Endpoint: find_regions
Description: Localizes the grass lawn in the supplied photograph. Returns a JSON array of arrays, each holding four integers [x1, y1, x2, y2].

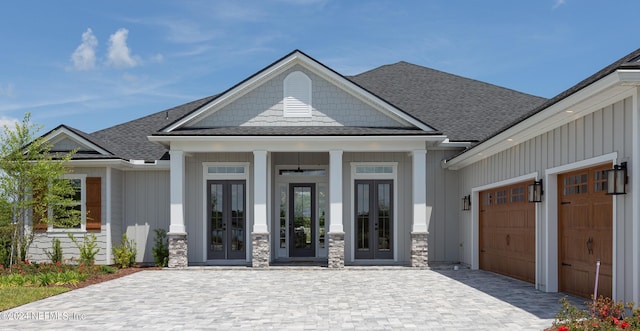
[[0, 287, 70, 311]]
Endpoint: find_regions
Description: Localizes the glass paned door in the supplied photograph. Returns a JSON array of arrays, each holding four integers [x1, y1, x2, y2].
[[207, 180, 246, 260], [289, 183, 315, 257], [355, 180, 393, 259]]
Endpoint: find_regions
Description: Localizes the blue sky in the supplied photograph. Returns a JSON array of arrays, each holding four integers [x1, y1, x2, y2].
[[0, 0, 637, 134]]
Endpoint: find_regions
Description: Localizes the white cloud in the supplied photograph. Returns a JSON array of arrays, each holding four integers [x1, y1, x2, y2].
[[152, 53, 164, 63], [71, 28, 98, 71], [0, 83, 15, 97], [106, 28, 140, 69], [0, 115, 20, 129], [553, 0, 566, 9]]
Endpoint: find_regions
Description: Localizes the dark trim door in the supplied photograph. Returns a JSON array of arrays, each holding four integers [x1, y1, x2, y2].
[[355, 180, 393, 259], [289, 183, 315, 257], [207, 180, 246, 260]]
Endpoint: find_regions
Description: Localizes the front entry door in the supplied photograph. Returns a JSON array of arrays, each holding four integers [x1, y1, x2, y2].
[[355, 180, 393, 259], [289, 183, 315, 257], [207, 180, 246, 260]]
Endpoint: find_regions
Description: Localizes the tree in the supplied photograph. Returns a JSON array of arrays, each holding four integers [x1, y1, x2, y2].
[[0, 113, 77, 265]]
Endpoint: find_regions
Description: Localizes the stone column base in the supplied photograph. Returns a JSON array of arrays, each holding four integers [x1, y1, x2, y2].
[[251, 232, 270, 268], [411, 232, 429, 268], [328, 232, 345, 268], [168, 232, 188, 268]]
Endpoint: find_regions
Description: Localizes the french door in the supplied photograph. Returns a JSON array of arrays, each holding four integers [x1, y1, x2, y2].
[[289, 183, 316, 257], [207, 180, 246, 260], [355, 180, 393, 259]]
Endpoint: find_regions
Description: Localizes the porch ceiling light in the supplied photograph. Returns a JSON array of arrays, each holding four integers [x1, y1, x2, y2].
[[528, 179, 543, 203], [462, 195, 471, 211], [606, 162, 628, 195]]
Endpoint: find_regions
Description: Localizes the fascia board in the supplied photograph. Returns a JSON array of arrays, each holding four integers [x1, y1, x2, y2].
[[444, 69, 640, 170], [65, 159, 170, 170], [150, 135, 446, 153]]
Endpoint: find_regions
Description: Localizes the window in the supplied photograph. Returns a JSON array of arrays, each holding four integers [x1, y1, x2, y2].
[[283, 71, 312, 117], [53, 177, 83, 229], [40, 175, 101, 232]]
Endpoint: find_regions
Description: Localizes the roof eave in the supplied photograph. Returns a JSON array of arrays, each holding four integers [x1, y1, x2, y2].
[[443, 69, 640, 170]]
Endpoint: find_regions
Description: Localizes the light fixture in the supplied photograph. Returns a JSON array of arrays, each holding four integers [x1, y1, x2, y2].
[[462, 195, 471, 211], [528, 179, 543, 203], [606, 162, 628, 195]]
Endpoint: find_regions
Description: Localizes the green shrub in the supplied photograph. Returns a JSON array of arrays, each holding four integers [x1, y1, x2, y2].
[[68, 233, 99, 265], [112, 234, 137, 268], [152, 228, 169, 267], [44, 238, 63, 263]]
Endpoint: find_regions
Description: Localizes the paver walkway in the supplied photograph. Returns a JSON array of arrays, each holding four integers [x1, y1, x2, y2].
[[1, 268, 583, 330]]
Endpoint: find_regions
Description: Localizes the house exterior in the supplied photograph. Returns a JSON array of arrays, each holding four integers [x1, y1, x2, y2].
[[27, 49, 640, 303]]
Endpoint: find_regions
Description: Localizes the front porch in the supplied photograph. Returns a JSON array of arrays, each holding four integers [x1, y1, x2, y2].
[[164, 147, 432, 269]]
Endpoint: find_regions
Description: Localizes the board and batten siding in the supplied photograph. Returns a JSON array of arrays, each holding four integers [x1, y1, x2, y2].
[[457, 96, 634, 302], [123, 170, 170, 263], [184, 152, 253, 263]]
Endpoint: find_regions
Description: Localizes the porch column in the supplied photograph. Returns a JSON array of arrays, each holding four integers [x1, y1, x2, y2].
[[168, 149, 188, 268], [251, 150, 270, 268], [328, 149, 345, 268], [411, 149, 429, 268]]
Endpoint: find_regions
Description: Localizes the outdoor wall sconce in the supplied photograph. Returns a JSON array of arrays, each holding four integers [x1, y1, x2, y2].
[[606, 162, 628, 195], [528, 179, 543, 203], [462, 195, 471, 211]]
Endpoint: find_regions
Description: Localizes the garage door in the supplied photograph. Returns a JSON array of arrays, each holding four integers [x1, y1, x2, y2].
[[558, 164, 612, 299], [479, 182, 535, 283]]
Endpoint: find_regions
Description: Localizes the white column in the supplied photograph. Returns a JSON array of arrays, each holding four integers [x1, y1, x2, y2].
[[412, 149, 428, 233], [329, 150, 343, 233], [632, 87, 640, 304], [169, 149, 186, 234], [253, 150, 268, 233]]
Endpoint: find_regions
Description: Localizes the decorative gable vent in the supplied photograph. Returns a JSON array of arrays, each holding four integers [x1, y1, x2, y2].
[[283, 71, 312, 117]]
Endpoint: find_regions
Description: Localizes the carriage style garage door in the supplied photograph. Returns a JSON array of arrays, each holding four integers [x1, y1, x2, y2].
[[479, 182, 535, 283], [558, 164, 612, 299]]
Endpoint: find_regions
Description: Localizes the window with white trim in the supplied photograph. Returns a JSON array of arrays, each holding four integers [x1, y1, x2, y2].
[[283, 71, 312, 117]]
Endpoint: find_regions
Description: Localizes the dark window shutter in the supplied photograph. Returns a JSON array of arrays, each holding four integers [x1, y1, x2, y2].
[[33, 188, 48, 231], [86, 177, 101, 231]]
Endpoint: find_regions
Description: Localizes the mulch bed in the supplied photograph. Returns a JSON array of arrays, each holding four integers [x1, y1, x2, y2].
[[63, 266, 162, 289]]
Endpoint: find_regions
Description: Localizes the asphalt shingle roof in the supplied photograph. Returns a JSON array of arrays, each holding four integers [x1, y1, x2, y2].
[[347, 62, 547, 142], [67, 48, 640, 162]]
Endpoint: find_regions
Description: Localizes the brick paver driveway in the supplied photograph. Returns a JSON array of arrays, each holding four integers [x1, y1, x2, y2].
[[1, 267, 582, 330]]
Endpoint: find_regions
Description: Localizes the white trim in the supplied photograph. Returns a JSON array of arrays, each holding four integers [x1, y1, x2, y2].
[[45, 127, 111, 156], [470, 172, 538, 270], [201, 162, 251, 262], [350, 162, 398, 262], [543, 153, 618, 295], [168, 150, 186, 234], [105, 167, 112, 264], [162, 51, 436, 132], [47, 174, 87, 233], [329, 150, 343, 233]]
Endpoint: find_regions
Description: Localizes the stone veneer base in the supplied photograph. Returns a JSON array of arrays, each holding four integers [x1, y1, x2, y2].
[[168, 233, 188, 268], [251, 232, 270, 268], [328, 232, 345, 269], [411, 232, 429, 269]]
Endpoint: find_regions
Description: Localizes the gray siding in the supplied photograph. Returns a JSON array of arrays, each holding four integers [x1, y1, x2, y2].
[[189, 65, 404, 128], [458, 96, 634, 301], [123, 170, 170, 263]]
